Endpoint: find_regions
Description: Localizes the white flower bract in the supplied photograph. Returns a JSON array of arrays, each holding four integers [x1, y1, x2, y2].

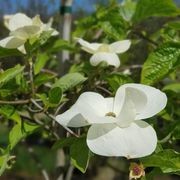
[[76, 38, 131, 68], [0, 13, 58, 54], [55, 83, 167, 158]]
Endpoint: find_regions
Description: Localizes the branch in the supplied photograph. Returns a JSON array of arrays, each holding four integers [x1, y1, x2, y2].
[[30, 99, 79, 137], [0, 99, 30, 105]]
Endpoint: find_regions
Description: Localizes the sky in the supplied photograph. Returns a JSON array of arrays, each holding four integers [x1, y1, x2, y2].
[[0, 0, 179, 16], [0, 0, 103, 15]]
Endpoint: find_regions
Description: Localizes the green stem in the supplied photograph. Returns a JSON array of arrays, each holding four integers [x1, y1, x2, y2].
[[28, 57, 35, 98]]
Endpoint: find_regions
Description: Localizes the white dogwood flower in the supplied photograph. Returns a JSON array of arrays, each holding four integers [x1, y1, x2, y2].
[[56, 83, 167, 158], [0, 13, 58, 54], [76, 38, 131, 68]]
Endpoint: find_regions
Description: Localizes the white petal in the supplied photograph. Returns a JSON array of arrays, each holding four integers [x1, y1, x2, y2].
[[105, 98, 114, 112], [8, 13, 32, 31], [32, 15, 43, 26], [120, 84, 167, 120], [17, 45, 26, 54], [90, 52, 120, 68], [109, 40, 131, 53], [87, 121, 157, 158], [114, 84, 147, 116], [116, 90, 136, 127], [0, 36, 25, 49], [55, 105, 89, 127], [10, 26, 41, 39], [55, 92, 116, 127], [75, 38, 101, 54]]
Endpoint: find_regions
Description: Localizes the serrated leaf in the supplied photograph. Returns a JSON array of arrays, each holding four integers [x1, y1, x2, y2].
[[53, 73, 87, 92], [141, 149, 180, 174], [141, 42, 180, 85], [0, 65, 24, 86], [0, 47, 22, 58], [106, 73, 133, 92], [48, 87, 62, 105], [70, 136, 90, 173], [132, 0, 179, 23], [34, 53, 49, 75], [52, 137, 77, 150], [9, 122, 39, 149]]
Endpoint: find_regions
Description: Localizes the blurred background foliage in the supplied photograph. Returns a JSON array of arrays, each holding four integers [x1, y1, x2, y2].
[[0, 0, 180, 179]]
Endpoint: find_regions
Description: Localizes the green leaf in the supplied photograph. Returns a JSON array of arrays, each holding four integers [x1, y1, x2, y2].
[[34, 72, 55, 86], [99, 21, 125, 40], [9, 122, 40, 149], [0, 153, 10, 176], [0, 47, 22, 58], [46, 39, 74, 53], [0, 105, 21, 124], [132, 0, 179, 23], [141, 149, 180, 174], [52, 137, 77, 150], [163, 83, 180, 93], [70, 136, 91, 173], [0, 65, 24, 86], [106, 73, 133, 92], [34, 53, 49, 75], [53, 73, 87, 92], [48, 87, 62, 105], [141, 42, 180, 85]]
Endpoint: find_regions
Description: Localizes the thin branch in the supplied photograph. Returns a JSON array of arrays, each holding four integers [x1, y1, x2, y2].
[[29, 58, 35, 97], [0, 99, 30, 105], [30, 98, 79, 137], [96, 86, 112, 95]]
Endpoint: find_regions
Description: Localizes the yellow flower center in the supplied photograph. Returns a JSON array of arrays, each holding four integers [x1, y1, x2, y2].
[[98, 44, 110, 52]]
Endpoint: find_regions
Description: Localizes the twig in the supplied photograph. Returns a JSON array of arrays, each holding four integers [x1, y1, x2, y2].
[[158, 132, 172, 144], [0, 99, 30, 105], [96, 86, 112, 95], [29, 58, 35, 97], [30, 98, 79, 137]]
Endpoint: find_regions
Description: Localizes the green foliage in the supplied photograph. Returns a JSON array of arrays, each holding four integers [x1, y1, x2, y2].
[[48, 87, 62, 105], [141, 42, 180, 85], [133, 0, 179, 23], [53, 73, 87, 92], [70, 136, 91, 173], [141, 149, 180, 174], [0, 105, 21, 124], [0, 65, 24, 86], [0, 0, 179, 178], [34, 53, 49, 75], [106, 73, 133, 92], [163, 83, 180, 94], [9, 122, 40, 149], [0, 47, 22, 58]]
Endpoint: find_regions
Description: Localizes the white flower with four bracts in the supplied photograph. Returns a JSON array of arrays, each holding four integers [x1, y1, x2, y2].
[[76, 38, 131, 68], [0, 13, 58, 54], [56, 83, 167, 158]]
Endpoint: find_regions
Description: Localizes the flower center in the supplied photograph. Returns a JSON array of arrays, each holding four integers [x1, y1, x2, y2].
[[98, 44, 110, 52], [105, 112, 116, 117]]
